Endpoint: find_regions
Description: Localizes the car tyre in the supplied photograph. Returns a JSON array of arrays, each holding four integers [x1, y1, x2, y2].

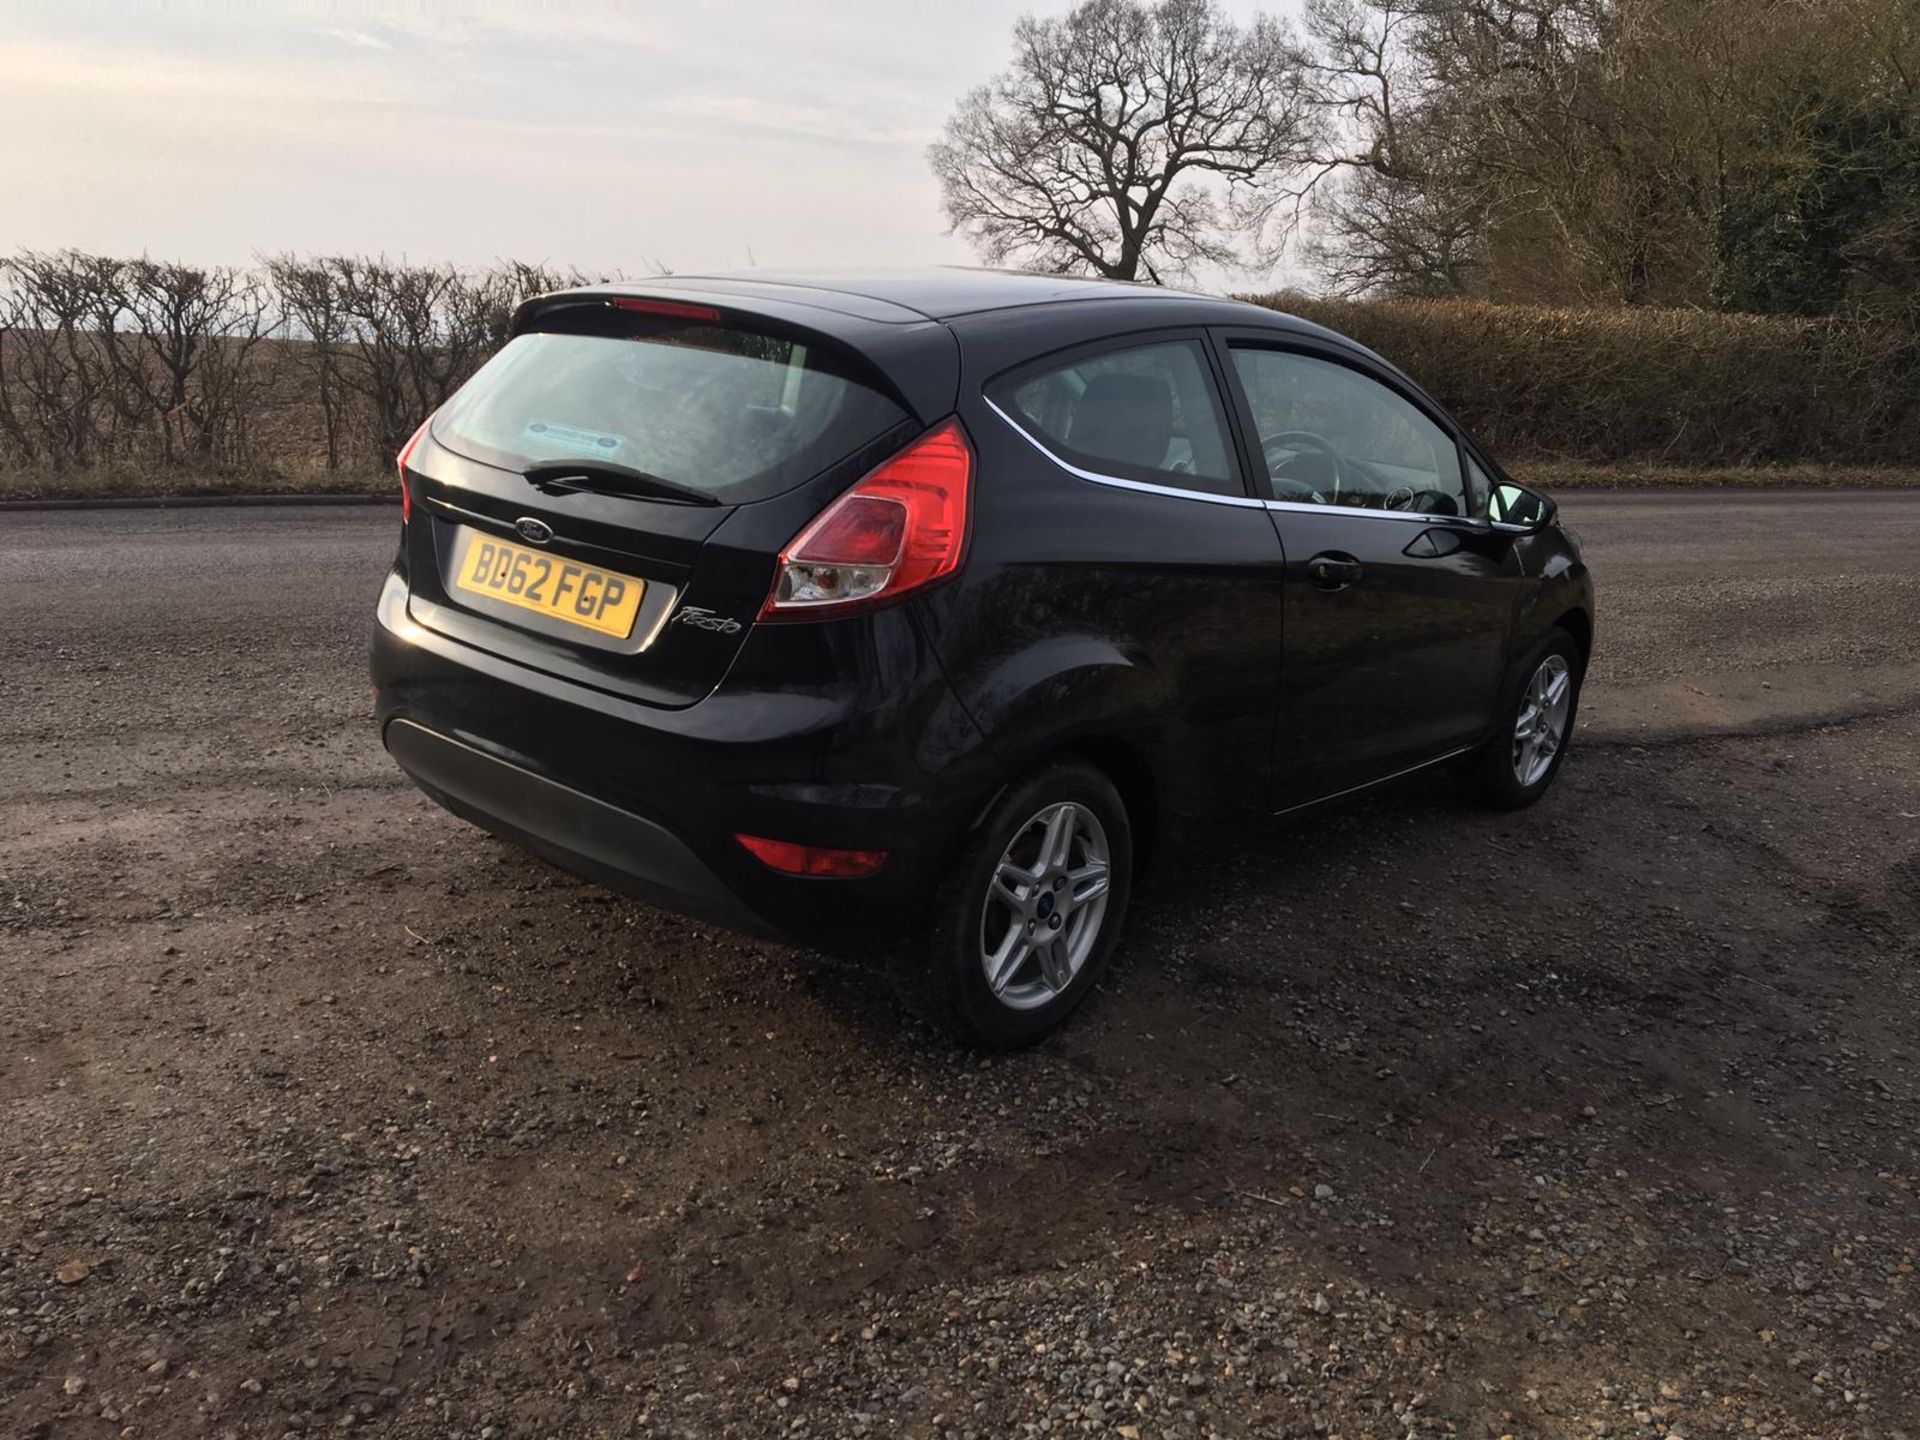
[[1464, 626, 1585, 809], [905, 760, 1133, 1049]]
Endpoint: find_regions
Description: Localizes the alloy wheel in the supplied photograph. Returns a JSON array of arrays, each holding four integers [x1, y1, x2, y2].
[[978, 801, 1113, 1011], [1512, 653, 1573, 787]]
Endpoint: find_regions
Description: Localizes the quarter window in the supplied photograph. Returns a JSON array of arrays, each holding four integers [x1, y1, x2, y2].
[[997, 340, 1240, 496], [1466, 455, 1494, 515], [1229, 348, 1467, 516]]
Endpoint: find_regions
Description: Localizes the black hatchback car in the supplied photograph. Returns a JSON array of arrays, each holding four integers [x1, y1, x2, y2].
[[371, 269, 1593, 1047]]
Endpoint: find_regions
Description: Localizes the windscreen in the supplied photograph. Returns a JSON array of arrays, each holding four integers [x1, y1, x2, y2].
[[431, 318, 910, 504]]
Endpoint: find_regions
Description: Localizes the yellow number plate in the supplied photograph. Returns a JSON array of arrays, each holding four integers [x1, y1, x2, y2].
[[452, 531, 645, 639]]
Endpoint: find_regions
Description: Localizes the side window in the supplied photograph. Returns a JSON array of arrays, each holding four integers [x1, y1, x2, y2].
[[1229, 348, 1466, 516], [997, 340, 1241, 496]]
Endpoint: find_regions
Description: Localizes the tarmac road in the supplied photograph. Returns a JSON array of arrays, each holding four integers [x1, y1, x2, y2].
[[6, 487, 1917, 741], [2, 490, 1917, 1438], [1563, 490, 1920, 737]]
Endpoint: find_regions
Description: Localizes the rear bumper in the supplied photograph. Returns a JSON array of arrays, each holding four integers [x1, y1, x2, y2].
[[384, 719, 774, 936], [370, 569, 1000, 950]]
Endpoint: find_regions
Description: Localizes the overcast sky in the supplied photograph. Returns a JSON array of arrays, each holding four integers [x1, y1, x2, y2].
[[1, 0, 1308, 289]]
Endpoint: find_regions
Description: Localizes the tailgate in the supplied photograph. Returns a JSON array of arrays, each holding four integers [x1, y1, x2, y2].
[[400, 294, 947, 708]]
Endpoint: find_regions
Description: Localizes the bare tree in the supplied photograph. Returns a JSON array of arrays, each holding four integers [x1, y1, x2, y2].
[[187, 266, 278, 465], [928, 0, 1317, 281], [1, 252, 119, 469], [317, 258, 471, 455], [266, 256, 353, 470], [1298, 0, 1491, 296], [0, 269, 39, 463], [94, 258, 277, 465], [1295, 0, 1920, 309]]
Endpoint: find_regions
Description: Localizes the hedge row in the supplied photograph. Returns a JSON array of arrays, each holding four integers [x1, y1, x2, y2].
[[1244, 294, 1920, 467]]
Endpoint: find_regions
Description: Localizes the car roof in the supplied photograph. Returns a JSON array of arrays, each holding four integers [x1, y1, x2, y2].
[[669, 267, 1195, 320], [515, 268, 1406, 418], [553, 266, 1307, 327]]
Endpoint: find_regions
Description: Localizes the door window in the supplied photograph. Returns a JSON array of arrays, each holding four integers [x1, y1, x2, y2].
[[996, 340, 1241, 496], [1229, 348, 1466, 516]]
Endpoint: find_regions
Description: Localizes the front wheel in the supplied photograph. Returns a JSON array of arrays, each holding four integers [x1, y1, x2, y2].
[[905, 761, 1134, 1049], [1463, 628, 1584, 808]]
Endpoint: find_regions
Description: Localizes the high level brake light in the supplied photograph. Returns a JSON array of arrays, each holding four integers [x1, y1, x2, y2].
[[759, 417, 973, 621], [610, 297, 724, 322]]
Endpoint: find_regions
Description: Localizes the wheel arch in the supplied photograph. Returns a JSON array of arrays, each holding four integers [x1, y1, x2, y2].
[[1553, 606, 1594, 672], [1058, 734, 1162, 875]]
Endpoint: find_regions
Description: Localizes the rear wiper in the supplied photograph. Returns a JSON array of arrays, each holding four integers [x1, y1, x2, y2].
[[522, 460, 720, 507]]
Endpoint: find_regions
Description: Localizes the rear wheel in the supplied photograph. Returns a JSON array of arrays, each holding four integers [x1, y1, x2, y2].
[[1464, 627, 1584, 808], [906, 761, 1133, 1049]]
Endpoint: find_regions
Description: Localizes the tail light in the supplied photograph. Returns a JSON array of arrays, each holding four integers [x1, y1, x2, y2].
[[759, 417, 972, 621], [735, 834, 888, 877], [396, 416, 431, 524]]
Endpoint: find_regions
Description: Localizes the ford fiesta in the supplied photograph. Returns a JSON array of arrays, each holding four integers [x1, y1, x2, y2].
[[371, 269, 1593, 1047]]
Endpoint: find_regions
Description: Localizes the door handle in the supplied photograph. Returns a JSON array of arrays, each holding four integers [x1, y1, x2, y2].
[[1307, 552, 1364, 591]]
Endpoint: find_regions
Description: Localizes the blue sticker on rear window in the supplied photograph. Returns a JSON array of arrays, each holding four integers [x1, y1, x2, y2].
[[523, 420, 624, 454]]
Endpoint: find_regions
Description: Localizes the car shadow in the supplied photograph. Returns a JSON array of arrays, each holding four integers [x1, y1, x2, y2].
[[658, 734, 1915, 1408]]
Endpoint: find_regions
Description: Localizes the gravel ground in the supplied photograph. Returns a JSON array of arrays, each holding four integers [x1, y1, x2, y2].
[[2, 495, 1917, 1440]]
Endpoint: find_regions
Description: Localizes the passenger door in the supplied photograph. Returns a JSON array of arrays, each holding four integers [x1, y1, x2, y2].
[[1212, 335, 1516, 810], [963, 330, 1290, 821]]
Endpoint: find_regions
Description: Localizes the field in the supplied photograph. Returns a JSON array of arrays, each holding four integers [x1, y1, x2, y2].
[[3, 494, 1916, 1438]]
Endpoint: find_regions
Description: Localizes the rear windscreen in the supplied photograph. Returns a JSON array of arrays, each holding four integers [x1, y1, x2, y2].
[[430, 318, 910, 503]]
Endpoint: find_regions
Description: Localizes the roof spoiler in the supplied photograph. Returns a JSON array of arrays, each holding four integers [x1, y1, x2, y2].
[[509, 285, 960, 426]]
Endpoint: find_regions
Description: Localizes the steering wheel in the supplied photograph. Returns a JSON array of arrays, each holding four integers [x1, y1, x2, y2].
[[1260, 431, 1345, 504]]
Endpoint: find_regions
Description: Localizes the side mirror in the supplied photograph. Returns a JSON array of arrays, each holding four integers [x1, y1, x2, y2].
[[1487, 481, 1557, 535]]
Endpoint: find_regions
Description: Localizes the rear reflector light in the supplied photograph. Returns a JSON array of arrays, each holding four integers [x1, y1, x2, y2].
[[611, 297, 724, 322], [396, 416, 431, 524], [734, 834, 888, 878], [760, 417, 972, 621]]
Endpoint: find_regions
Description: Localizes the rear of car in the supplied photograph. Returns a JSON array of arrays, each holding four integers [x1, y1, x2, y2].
[[369, 286, 1000, 949], [373, 274, 1592, 1049]]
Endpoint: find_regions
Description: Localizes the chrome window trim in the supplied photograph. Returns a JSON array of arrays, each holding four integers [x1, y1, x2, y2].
[[986, 397, 1490, 529], [1264, 498, 1482, 528], [983, 396, 1268, 510]]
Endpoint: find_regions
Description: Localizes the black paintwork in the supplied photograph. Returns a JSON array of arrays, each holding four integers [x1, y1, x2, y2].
[[373, 268, 1594, 947]]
